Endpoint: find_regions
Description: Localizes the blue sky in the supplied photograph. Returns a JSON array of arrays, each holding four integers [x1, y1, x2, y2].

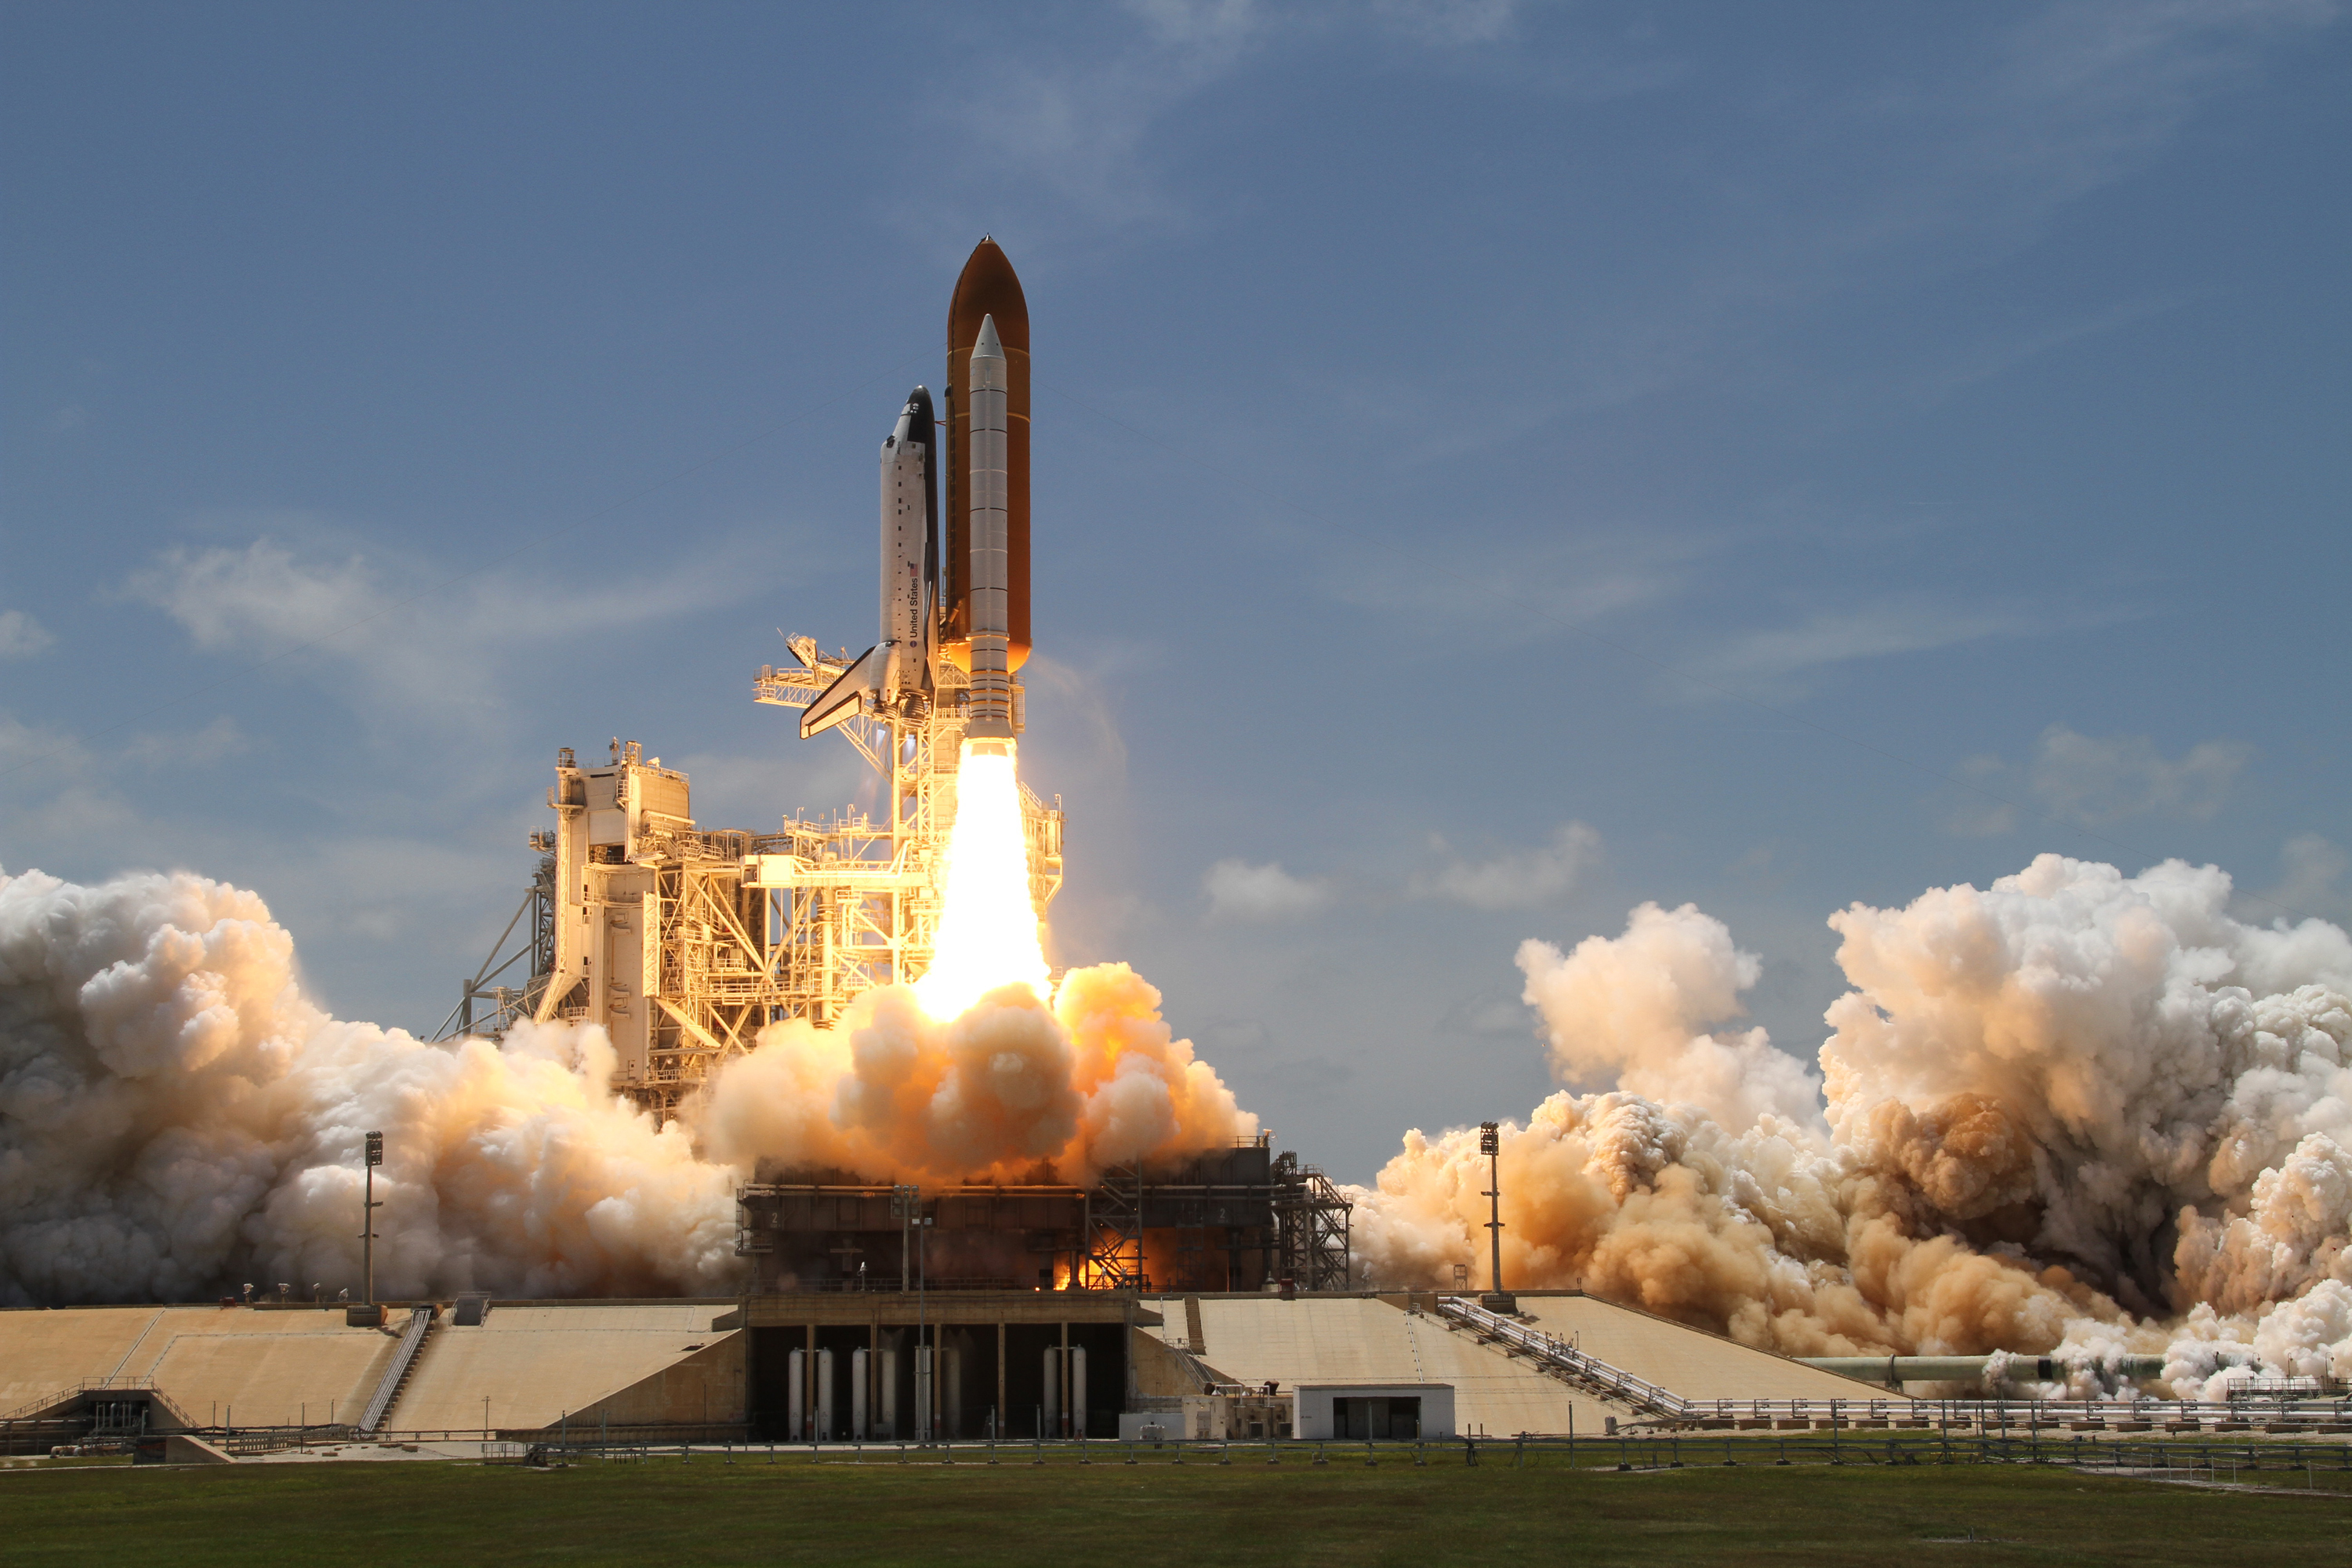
[[5, 1, 2347, 1181]]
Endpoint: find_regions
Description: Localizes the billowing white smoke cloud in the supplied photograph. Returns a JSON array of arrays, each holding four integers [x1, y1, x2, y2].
[[0, 866, 739, 1304], [1356, 855, 2352, 1396], [0, 866, 1248, 1305], [1518, 902, 1823, 1131], [20, 848, 2352, 1398], [694, 960, 1254, 1187]]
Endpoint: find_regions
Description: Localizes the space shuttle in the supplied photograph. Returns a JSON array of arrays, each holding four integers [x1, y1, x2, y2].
[[799, 238, 1032, 743], [799, 387, 938, 737]]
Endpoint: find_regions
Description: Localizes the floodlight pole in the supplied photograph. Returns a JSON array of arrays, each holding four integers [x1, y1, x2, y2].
[[1479, 1122, 1513, 1313], [891, 1184, 931, 1440], [918, 1215, 935, 1439], [362, 1131, 384, 1306]]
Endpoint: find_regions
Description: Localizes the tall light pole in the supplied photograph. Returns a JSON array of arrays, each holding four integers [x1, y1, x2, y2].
[[361, 1132, 383, 1308], [916, 1215, 935, 1439], [917, 1215, 931, 1329], [891, 1185, 931, 1441], [1479, 1122, 1514, 1313]]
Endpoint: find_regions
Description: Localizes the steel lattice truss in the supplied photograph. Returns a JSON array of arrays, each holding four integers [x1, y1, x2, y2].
[[442, 639, 1062, 1126]]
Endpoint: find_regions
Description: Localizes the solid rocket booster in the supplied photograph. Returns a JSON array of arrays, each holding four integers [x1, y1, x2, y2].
[[942, 237, 1029, 675], [799, 386, 938, 739], [964, 314, 1014, 742]]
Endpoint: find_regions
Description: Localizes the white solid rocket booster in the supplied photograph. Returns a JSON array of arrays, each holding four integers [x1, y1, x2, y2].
[[964, 314, 1014, 743]]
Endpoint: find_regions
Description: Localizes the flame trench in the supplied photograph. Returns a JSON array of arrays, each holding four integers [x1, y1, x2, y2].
[[914, 741, 1049, 1020]]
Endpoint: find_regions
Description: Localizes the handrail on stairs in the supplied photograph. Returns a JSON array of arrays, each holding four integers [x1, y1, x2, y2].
[[359, 1305, 437, 1433]]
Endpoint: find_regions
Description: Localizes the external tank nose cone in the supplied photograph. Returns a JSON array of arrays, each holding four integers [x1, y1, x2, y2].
[[948, 239, 1028, 350]]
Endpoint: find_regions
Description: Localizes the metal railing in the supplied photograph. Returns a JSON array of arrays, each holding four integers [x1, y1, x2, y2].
[[0, 1380, 195, 1428], [1433, 1295, 2352, 1431], [505, 1432, 2352, 1482], [1437, 1295, 1689, 1417], [359, 1305, 434, 1432]]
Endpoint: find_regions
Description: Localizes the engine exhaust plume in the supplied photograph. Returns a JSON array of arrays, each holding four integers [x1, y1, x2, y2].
[[914, 740, 1050, 1021]]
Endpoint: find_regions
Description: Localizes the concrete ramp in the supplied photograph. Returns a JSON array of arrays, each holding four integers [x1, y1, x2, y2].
[[143, 1323, 393, 1428], [0, 1306, 167, 1414], [0, 1305, 397, 1428], [389, 1304, 743, 1433], [1145, 1295, 1628, 1438], [1507, 1293, 1891, 1404], [163, 1432, 236, 1465]]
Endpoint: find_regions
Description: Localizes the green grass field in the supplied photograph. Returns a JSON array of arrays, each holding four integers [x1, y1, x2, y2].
[[3, 1453, 2347, 1566]]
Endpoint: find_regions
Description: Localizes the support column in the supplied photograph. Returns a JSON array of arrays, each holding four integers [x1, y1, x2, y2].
[[1123, 1297, 1139, 1415], [1060, 1321, 1071, 1439], [805, 1323, 817, 1441], [996, 1319, 1008, 1437]]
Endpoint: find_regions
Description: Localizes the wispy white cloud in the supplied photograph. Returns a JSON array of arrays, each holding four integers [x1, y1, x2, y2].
[[1940, 723, 2250, 835], [1775, 0, 2337, 285], [901, 0, 1552, 245], [2252, 833, 2349, 923], [1203, 857, 1330, 921], [0, 610, 54, 659], [1414, 821, 1600, 909], [1322, 527, 1704, 643], [0, 713, 144, 854], [1552, 0, 2340, 422], [123, 535, 768, 737], [122, 717, 249, 771], [1943, 753, 2025, 838], [2029, 723, 2248, 825], [1904, 291, 2201, 404], [1693, 599, 2083, 699], [1368, 0, 1523, 47]]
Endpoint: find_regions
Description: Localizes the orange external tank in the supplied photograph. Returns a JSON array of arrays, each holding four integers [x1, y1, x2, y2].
[[942, 237, 1029, 672]]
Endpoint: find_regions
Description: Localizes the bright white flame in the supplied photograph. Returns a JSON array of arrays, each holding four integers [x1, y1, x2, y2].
[[914, 741, 1050, 1019]]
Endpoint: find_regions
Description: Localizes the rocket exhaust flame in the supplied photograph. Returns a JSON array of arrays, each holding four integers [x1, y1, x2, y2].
[[914, 740, 1050, 1020]]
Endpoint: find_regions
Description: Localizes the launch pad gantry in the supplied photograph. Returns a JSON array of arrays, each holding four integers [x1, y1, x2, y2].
[[434, 654, 1063, 1121]]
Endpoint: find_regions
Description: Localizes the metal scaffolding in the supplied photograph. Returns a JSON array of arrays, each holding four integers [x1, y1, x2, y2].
[[439, 637, 1062, 1123], [1272, 1152, 1356, 1292], [750, 636, 1062, 1025], [738, 1142, 1353, 1294]]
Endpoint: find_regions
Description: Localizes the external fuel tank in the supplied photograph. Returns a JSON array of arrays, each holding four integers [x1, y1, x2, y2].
[[942, 237, 1029, 673]]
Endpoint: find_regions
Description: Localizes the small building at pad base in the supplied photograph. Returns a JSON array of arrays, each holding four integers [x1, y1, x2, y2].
[[1294, 1383, 1455, 1441]]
